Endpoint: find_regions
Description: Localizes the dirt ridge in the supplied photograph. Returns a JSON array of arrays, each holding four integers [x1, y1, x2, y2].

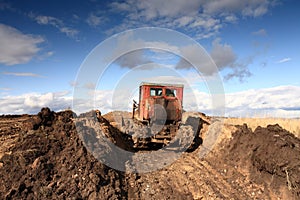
[[0, 108, 299, 199]]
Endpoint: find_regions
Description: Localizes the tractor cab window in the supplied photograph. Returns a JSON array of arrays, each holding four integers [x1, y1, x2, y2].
[[166, 89, 176, 97], [150, 88, 163, 96]]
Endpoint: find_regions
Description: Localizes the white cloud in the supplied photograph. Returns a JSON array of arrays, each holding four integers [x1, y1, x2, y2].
[[131, 0, 201, 20], [252, 28, 267, 36], [1, 85, 300, 118], [276, 57, 291, 63], [109, 32, 149, 68], [174, 16, 194, 27], [210, 38, 237, 70], [106, 1, 278, 82], [110, 33, 251, 81], [109, 32, 180, 69], [46, 51, 54, 57], [143, 75, 189, 85], [211, 39, 252, 82], [0, 24, 44, 65], [59, 27, 78, 38], [115, 50, 150, 69], [86, 13, 106, 27], [0, 92, 71, 114], [120, 0, 274, 20], [109, 0, 277, 39], [175, 38, 251, 81], [3, 72, 44, 77], [35, 15, 60, 25], [224, 14, 238, 23], [73, 89, 114, 114], [203, 0, 276, 17], [24, 92, 54, 107], [110, 1, 132, 12], [84, 82, 96, 90], [190, 17, 220, 29], [0, 88, 12, 91], [37, 51, 54, 60], [225, 85, 300, 118], [145, 41, 180, 53], [30, 14, 79, 38], [175, 44, 218, 75]]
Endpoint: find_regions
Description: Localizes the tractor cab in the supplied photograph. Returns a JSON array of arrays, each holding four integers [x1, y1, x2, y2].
[[133, 82, 184, 123]]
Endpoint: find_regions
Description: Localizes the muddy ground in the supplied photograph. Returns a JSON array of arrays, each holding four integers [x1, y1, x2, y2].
[[0, 108, 299, 199]]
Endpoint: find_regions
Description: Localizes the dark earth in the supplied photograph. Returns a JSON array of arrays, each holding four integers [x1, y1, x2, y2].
[[0, 108, 299, 199]]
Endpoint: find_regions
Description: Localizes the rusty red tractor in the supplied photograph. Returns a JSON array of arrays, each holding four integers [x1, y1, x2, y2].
[[132, 82, 184, 124], [121, 82, 204, 149]]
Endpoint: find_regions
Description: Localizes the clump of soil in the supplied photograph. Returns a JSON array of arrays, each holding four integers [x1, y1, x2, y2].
[[218, 123, 300, 198], [0, 108, 132, 199]]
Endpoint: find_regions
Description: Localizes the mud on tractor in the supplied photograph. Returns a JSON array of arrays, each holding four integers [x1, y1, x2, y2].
[[117, 82, 206, 150]]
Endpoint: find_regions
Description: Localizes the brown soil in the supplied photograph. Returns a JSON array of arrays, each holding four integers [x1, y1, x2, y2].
[[0, 108, 130, 199], [0, 108, 299, 199]]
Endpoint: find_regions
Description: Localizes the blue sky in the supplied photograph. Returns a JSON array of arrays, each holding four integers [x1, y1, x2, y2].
[[0, 0, 299, 117]]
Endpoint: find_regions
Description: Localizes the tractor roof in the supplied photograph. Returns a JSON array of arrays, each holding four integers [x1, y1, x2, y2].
[[140, 82, 184, 88]]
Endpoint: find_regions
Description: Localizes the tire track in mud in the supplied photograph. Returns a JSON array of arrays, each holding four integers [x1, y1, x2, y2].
[[127, 146, 267, 200], [183, 155, 234, 199], [126, 152, 229, 199], [170, 153, 244, 199]]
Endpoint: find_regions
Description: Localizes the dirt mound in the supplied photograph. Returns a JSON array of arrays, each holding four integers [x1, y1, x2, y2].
[[0, 108, 131, 199], [1, 108, 300, 199], [216, 123, 300, 198], [103, 111, 132, 124]]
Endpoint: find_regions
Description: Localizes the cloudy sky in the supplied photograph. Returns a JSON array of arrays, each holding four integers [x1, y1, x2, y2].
[[0, 0, 299, 118]]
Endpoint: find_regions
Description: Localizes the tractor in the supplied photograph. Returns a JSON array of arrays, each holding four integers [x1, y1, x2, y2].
[[115, 82, 205, 150], [132, 82, 184, 124]]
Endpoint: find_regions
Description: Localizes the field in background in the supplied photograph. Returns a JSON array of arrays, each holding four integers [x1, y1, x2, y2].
[[224, 117, 300, 138]]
